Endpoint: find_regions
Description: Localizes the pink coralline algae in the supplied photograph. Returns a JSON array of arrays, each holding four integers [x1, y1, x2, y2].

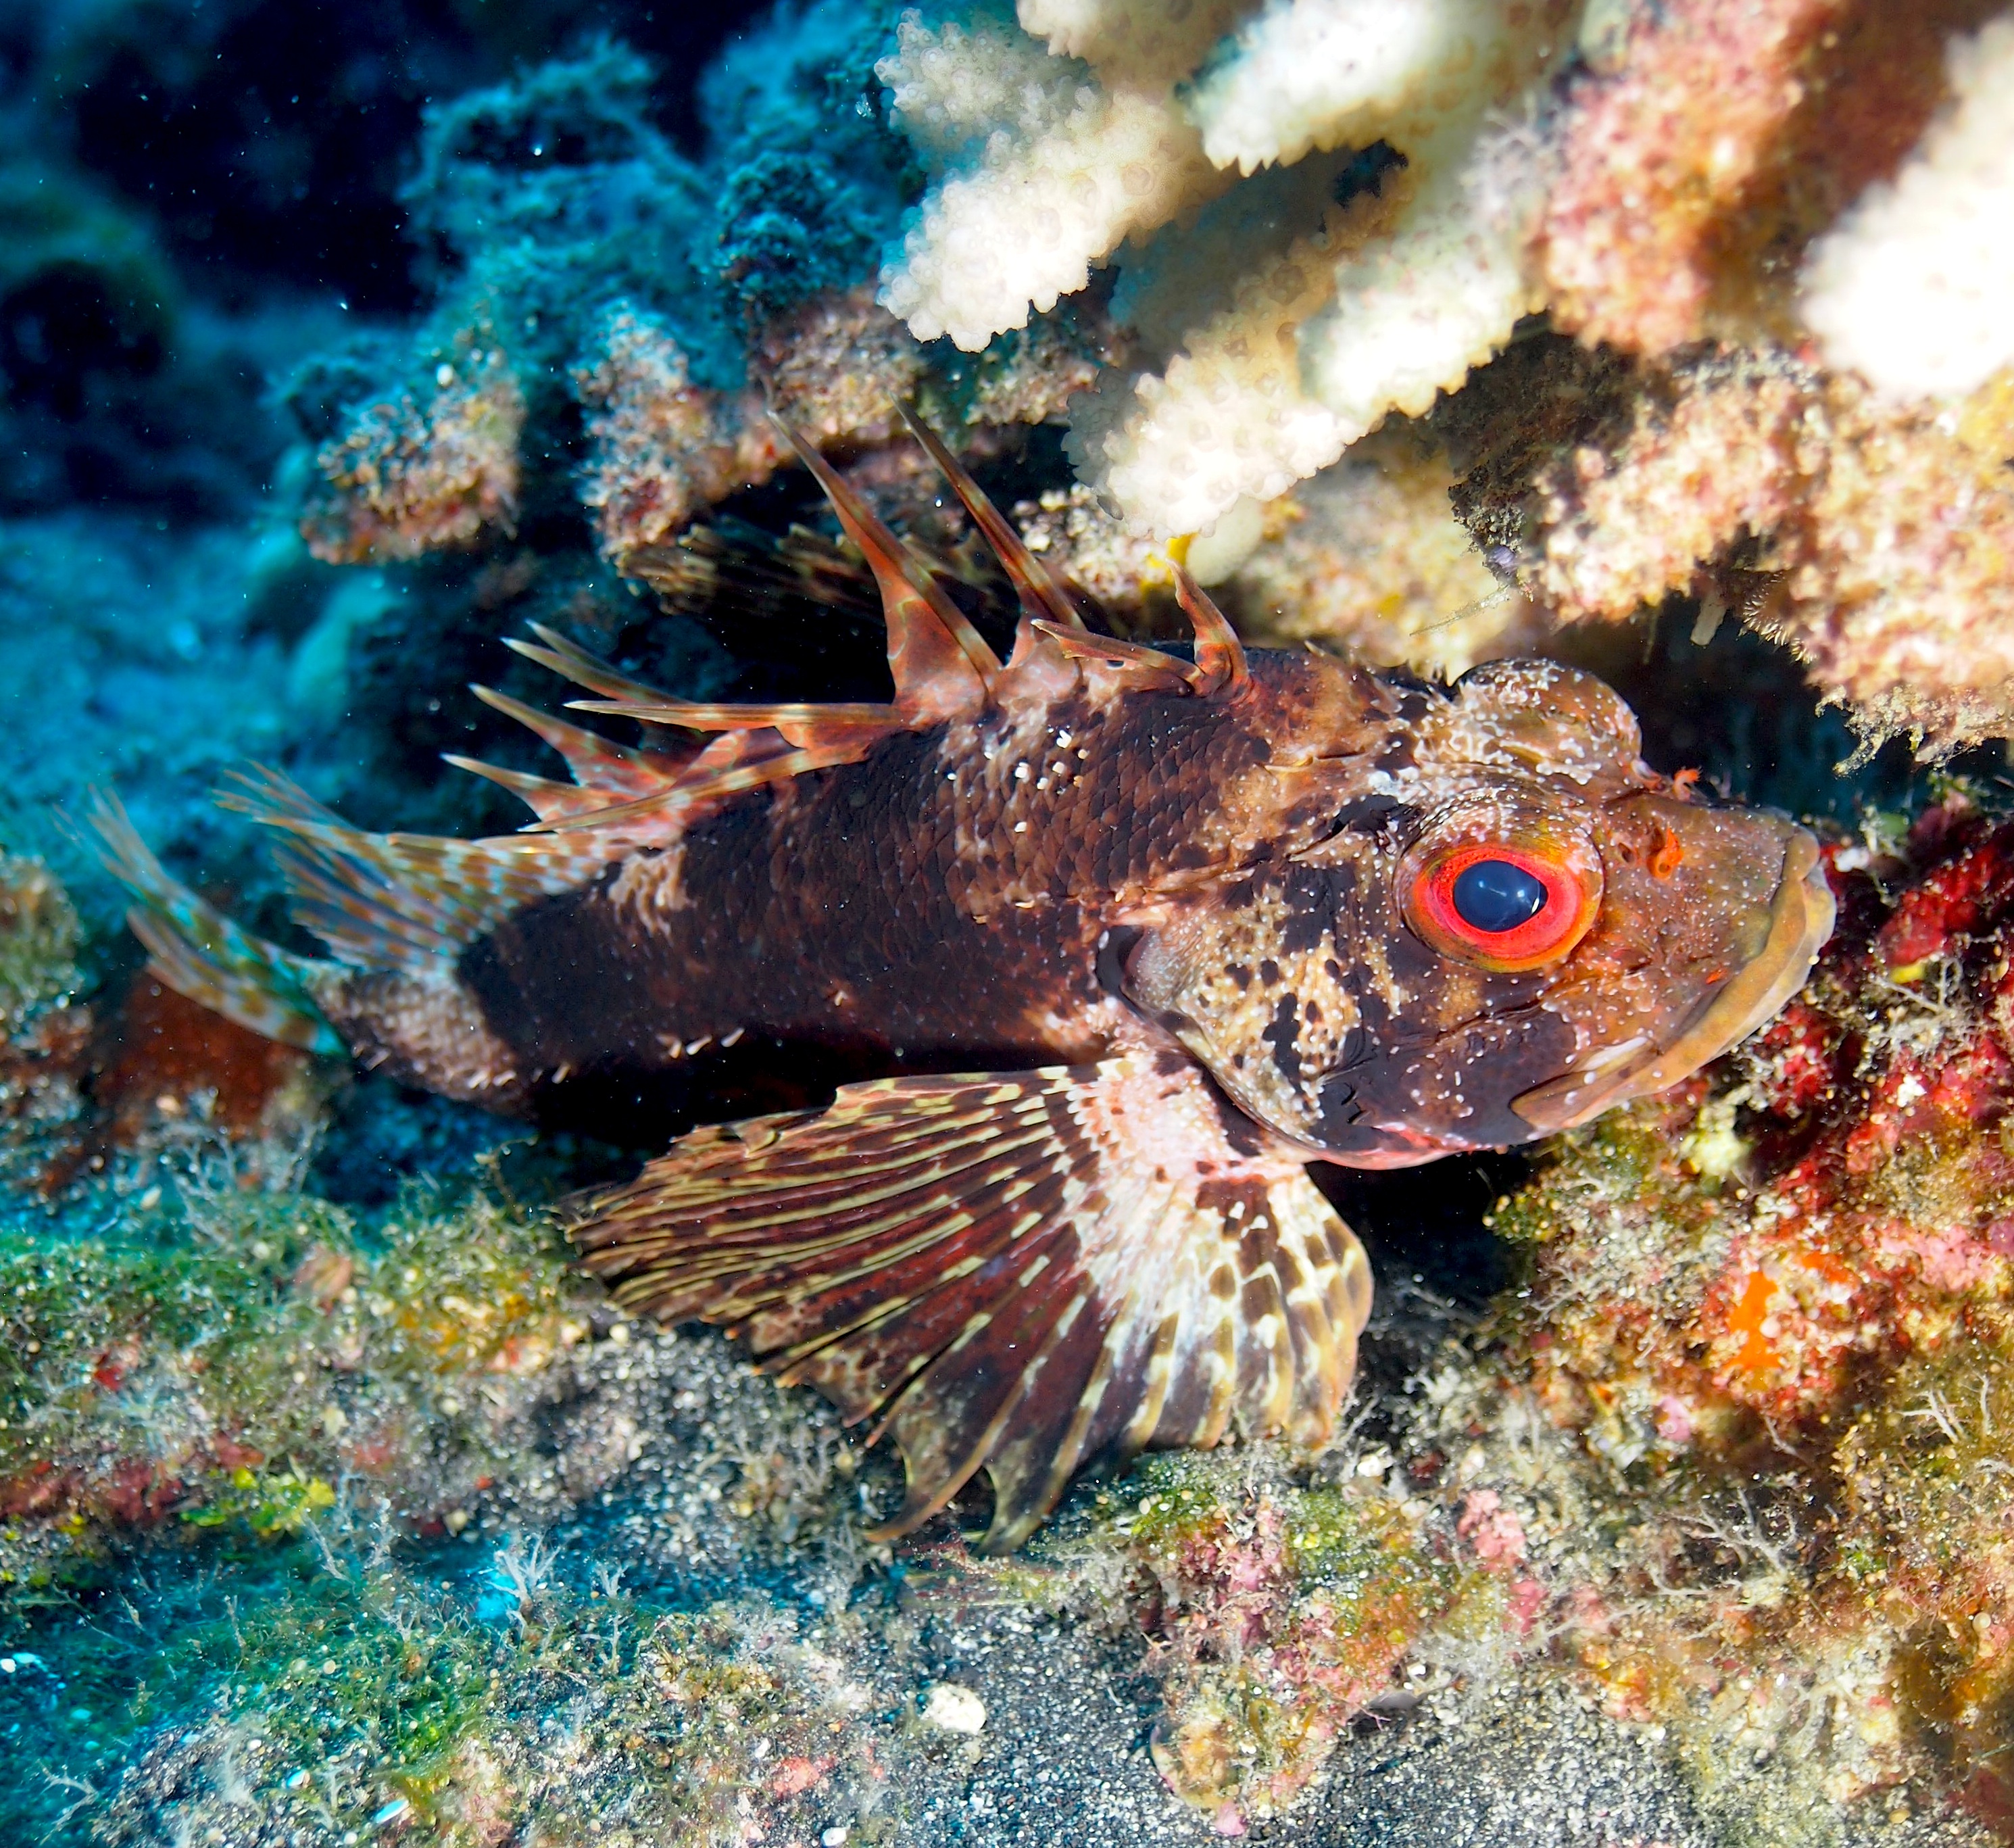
[[1440, 335, 2014, 750], [1537, 0, 1996, 357], [574, 310, 785, 568]]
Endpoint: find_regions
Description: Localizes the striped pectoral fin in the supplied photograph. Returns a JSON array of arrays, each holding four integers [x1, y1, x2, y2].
[[568, 1052, 1374, 1555]]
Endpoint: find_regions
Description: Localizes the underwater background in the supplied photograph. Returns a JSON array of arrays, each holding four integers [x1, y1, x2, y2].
[[3, 0, 2014, 1842]]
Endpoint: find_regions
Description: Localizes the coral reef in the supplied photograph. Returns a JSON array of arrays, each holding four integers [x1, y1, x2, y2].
[[287, 16, 1137, 577], [1476, 794, 2014, 1835], [1532, 0, 1997, 359], [0, 854, 89, 1188], [0, 1158, 883, 1602], [299, 351, 526, 566], [70, 1532, 885, 1848], [1091, 1455, 1481, 1822], [857, 1, 2014, 742], [17, 3, 2014, 1845]]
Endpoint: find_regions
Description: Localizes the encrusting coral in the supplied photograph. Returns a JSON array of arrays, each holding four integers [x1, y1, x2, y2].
[[1532, 0, 2001, 360], [291, 16, 1127, 577], [299, 349, 526, 566], [293, 23, 922, 571], [1435, 332, 2014, 751]]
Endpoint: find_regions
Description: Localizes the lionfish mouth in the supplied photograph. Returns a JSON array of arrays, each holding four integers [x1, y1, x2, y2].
[[1510, 829, 1837, 1136]]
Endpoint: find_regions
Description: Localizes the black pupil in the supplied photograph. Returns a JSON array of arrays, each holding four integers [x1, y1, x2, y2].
[[1450, 858, 1548, 934]]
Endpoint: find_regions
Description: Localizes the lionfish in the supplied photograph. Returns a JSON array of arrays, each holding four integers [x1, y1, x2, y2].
[[86, 414, 1834, 1552]]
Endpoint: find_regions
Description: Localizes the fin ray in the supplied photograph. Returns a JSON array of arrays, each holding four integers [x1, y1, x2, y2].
[[566, 696, 904, 754], [895, 403, 1088, 635], [218, 768, 615, 970], [505, 625, 677, 708], [470, 685, 690, 798], [770, 418, 1000, 721], [1029, 621, 1197, 694], [1173, 564, 1252, 698]]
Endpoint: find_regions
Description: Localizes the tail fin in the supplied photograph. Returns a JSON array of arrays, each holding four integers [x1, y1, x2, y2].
[[571, 1051, 1371, 1553], [72, 792, 347, 1056]]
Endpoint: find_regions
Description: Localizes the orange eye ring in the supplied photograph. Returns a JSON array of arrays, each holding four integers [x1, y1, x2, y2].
[[1406, 840, 1600, 973]]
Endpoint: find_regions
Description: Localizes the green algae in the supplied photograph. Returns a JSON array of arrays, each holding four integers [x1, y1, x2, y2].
[[0, 1169, 590, 1604], [5, 1518, 875, 1848]]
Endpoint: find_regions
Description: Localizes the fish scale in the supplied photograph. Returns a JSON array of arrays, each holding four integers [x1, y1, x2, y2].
[[80, 416, 1835, 1552]]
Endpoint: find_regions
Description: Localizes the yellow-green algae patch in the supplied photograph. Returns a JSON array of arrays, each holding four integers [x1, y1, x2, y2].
[[0, 1172, 590, 1601], [87, 1532, 879, 1848]]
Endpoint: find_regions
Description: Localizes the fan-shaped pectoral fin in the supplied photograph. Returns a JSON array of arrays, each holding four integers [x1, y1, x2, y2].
[[568, 1053, 1374, 1555]]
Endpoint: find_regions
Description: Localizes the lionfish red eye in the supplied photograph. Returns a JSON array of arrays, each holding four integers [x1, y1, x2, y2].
[[1407, 841, 1598, 973]]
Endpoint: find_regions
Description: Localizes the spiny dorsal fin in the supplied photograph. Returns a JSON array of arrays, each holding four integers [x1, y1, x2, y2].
[[895, 403, 1087, 637], [441, 754, 635, 827], [1029, 621, 1198, 696], [470, 685, 690, 799], [570, 1052, 1371, 1553], [566, 696, 904, 755], [530, 736, 873, 835], [1173, 564, 1251, 699], [505, 625, 679, 708], [770, 416, 999, 723]]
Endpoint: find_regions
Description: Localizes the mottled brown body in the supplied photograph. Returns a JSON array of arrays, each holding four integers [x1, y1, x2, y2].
[[452, 656, 1367, 1092], [89, 418, 1834, 1551]]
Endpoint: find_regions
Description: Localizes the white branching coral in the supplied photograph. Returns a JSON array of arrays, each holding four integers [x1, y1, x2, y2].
[[1298, 130, 1550, 436], [1798, 14, 2014, 403], [879, 0, 1575, 537], [875, 6, 1239, 353], [1186, 0, 1519, 174]]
